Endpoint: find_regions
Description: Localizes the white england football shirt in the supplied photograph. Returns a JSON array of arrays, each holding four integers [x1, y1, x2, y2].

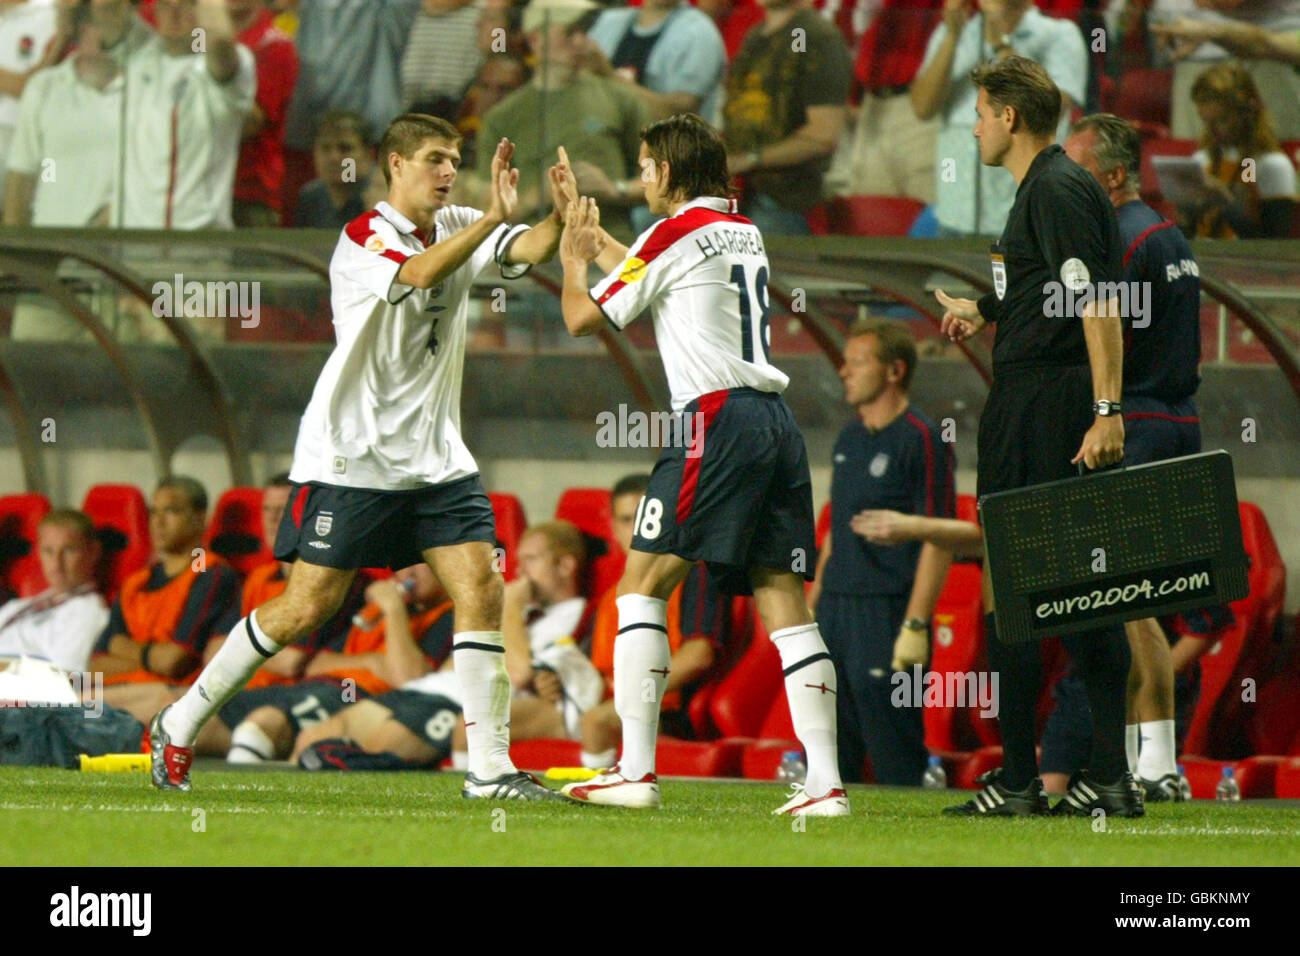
[[0, 585, 109, 674], [289, 201, 529, 490], [591, 197, 789, 412]]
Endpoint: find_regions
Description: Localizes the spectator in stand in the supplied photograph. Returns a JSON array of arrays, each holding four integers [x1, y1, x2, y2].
[[453, 52, 527, 172], [1177, 61, 1297, 237], [466, 0, 651, 237], [292, 109, 375, 228], [400, 0, 487, 116], [1153, 10, 1300, 64], [911, 0, 1086, 236], [0, 510, 108, 674], [119, 0, 255, 228], [581, 474, 733, 769], [721, 0, 852, 236], [280, 0, 420, 222], [1150, 0, 1300, 140], [697, 0, 763, 61], [4, 1, 120, 227], [581, 0, 727, 125], [219, 562, 453, 761], [833, 0, 944, 204], [91, 476, 241, 714], [0, 0, 57, 185], [230, 0, 298, 226]]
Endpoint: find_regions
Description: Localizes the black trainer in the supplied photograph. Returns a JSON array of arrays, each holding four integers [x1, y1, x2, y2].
[[1140, 773, 1189, 803], [461, 770, 573, 802], [1051, 770, 1146, 817], [942, 768, 1050, 816]]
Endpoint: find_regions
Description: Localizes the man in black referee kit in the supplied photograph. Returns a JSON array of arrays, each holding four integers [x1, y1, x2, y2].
[[934, 57, 1142, 817]]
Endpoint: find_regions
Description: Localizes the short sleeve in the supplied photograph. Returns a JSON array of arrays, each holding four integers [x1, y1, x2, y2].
[[1256, 153, 1298, 200], [664, 14, 726, 101], [918, 21, 948, 77], [590, 223, 687, 330], [172, 566, 241, 655], [1040, 20, 1087, 108], [439, 204, 530, 280], [804, 22, 852, 108], [7, 70, 47, 177], [207, 43, 257, 116], [1029, 176, 1119, 293], [340, 213, 414, 303]]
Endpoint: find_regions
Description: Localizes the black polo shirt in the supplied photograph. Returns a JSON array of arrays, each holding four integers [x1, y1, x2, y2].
[[823, 408, 956, 597], [977, 144, 1123, 373], [1116, 199, 1201, 404]]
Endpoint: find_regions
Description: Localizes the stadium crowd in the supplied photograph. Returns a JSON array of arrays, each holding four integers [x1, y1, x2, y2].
[[0, 0, 1294, 236]]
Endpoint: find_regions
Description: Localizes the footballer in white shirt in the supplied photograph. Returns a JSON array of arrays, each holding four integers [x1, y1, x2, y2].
[[154, 113, 578, 801], [554, 114, 848, 816]]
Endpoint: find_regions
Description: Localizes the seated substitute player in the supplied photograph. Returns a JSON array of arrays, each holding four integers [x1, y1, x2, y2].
[[554, 113, 848, 815], [583, 473, 734, 768], [0, 510, 108, 674], [933, 57, 1140, 817], [808, 318, 955, 787], [92, 477, 240, 719], [219, 562, 454, 762], [150, 114, 580, 799]]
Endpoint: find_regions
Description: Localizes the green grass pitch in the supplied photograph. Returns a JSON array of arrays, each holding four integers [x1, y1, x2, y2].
[[4, 766, 1298, 867]]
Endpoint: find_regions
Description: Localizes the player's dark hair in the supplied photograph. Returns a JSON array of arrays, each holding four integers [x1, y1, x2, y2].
[[379, 113, 462, 185], [267, 472, 293, 489], [155, 475, 207, 514], [970, 56, 1061, 137], [1069, 113, 1141, 190], [315, 110, 372, 148], [38, 509, 97, 542], [847, 318, 918, 391], [641, 114, 732, 202], [612, 474, 652, 501]]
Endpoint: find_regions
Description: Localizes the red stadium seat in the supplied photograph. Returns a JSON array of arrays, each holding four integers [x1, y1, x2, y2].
[[1276, 757, 1300, 797], [0, 493, 51, 597], [656, 737, 747, 777], [488, 492, 528, 580], [742, 739, 800, 781], [1246, 619, 1300, 755], [684, 595, 757, 739], [554, 487, 622, 602], [81, 484, 151, 602], [1177, 756, 1237, 799], [1183, 502, 1286, 757], [925, 562, 997, 752], [956, 493, 978, 525], [709, 616, 783, 738], [1176, 756, 1280, 798], [205, 487, 271, 577], [826, 195, 925, 237], [1234, 756, 1286, 798], [1113, 68, 1173, 133], [510, 738, 581, 771]]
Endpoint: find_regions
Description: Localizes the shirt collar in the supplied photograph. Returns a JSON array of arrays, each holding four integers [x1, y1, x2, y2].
[[672, 196, 737, 217], [376, 201, 436, 246]]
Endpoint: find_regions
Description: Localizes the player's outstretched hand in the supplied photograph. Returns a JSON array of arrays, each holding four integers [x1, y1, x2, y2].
[[560, 196, 605, 264], [548, 146, 579, 221], [487, 137, 520, 224], [851, 509, 913, 545], [935, 288, 986, 341], [1072, 416, 1125, 471]]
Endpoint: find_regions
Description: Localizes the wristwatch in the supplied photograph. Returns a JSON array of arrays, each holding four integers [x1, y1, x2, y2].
[[903, 617, 930, 632], [1093, 399, 1123, 417]]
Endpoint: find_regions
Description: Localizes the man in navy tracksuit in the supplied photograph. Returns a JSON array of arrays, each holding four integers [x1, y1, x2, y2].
[[809, 319, 955, 785], [1039, 114, 1234, 800]]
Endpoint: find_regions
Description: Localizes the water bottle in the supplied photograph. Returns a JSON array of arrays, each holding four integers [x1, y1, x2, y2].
[[921, 754, 947, 789], [776, 749, 806, 784], [1214, 765, 1240, 802], [353, 577, 415, 630], [1177, 764, 1193, 801]]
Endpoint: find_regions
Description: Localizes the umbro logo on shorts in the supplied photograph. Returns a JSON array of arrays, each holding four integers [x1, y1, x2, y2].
[[307, 541, 331, 550]]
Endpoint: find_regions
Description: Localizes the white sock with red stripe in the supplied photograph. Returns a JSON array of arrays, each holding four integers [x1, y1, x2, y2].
[[770, 623, 842, 798], [613, 594, 670, 780], [164, 610, 279, 746], [453, 631, 517, 780]]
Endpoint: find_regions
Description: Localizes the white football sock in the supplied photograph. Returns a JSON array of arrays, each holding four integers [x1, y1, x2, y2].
[[165, 611, 279, 746], [770, 623, 842, 797], [451, 751, 469, 770], [453, 631, 516, 779], [582, 748, 617, 770], [613, 594, 670, 780], [1125, 723, 1140, 774], [1137, 719, 1177, 780], [227, 721, 274, 763]]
